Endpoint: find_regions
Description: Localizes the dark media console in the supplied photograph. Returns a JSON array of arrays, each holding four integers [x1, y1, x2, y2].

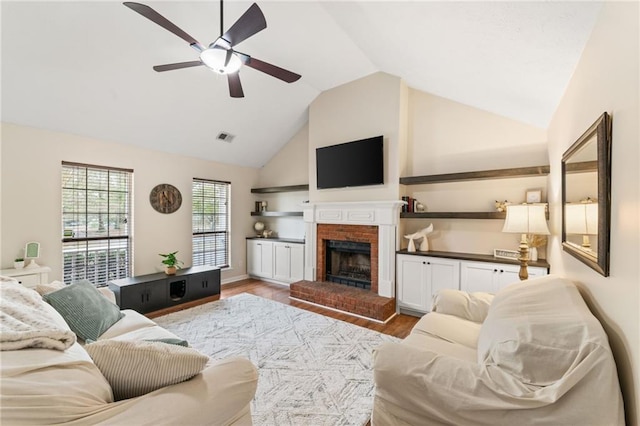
[[108, 265, 220, 314]]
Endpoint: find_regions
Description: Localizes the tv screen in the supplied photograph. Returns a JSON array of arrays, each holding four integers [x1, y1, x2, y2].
[[316, 135, 384, 189]]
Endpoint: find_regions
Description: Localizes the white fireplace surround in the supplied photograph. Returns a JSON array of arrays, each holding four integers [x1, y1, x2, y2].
[[303, 201, 405, 298]]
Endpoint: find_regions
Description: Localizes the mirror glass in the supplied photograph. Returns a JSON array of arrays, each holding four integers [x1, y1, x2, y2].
[[562, 112, 611, 276]]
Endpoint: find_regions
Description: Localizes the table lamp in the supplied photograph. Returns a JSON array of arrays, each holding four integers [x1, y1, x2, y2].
[[502, 204, 550, 280], [565, 201, 598, 248]]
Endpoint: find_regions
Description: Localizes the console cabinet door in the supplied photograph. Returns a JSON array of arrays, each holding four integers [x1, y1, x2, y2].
[[461, 261, 549, 293], [119, 279, 167, 314], [191, 268, 221, 300]]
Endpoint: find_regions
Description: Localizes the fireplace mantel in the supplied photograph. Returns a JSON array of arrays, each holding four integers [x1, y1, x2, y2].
[[302, 201, 404, 298]]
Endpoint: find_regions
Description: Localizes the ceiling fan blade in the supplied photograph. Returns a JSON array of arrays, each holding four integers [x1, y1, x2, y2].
[[124, 2, 205, 51], [227, 73, 245, 98], [220, 3, 267, 47], [153, 60, 204, 72], [238, 54, 301, 83]]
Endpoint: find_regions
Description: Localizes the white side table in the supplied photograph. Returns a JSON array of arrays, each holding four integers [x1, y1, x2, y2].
[[0, 266, 52, 288]]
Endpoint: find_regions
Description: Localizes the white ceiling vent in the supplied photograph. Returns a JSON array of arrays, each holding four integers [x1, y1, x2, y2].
[[216, 132, 235, 143]]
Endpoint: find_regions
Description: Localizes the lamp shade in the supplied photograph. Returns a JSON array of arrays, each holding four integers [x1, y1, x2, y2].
[[502, 204, 550, 235], [565, 202, 598, 235]]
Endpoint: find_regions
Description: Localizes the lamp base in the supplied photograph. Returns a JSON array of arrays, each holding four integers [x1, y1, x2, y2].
[[518, 234, 529, 281]]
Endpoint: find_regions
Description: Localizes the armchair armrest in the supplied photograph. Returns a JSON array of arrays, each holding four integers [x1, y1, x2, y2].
[[432, 289, 494, 323]]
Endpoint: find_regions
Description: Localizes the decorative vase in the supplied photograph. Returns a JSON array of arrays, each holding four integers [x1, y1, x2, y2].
[[165, 266, 177, 275], [530, 247, 538, 262], [14, 261, 24, 269]]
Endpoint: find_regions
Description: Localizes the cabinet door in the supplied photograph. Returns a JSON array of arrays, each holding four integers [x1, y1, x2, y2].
[[273, 243, 291, 282], [289, 244, 305, 282], [425, 257, 460, 311], [144, 280, 168, 313], [494, 264, 521, 291], [397, 255, 429, 312], [460, 261, 497, 293], [188, 269, 221, 300], [119, 285, 145, 312], [247, 240, 273, 278]]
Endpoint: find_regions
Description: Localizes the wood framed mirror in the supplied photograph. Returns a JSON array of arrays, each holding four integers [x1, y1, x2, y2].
[[562, 112, 612, 276]]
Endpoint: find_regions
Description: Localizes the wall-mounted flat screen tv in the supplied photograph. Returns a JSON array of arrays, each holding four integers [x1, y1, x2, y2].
[[316, 135, 384, 189]]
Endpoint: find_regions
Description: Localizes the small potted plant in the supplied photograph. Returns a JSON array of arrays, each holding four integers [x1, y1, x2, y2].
[[159, 251, 183, 275], [13, 258, 25, 269]]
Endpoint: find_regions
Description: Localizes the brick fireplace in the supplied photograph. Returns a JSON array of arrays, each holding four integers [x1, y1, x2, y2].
[[289, 201, 404, 322]]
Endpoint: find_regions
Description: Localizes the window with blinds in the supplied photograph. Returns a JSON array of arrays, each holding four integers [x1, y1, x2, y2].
[[192, 179, 230, 268], [62, 162, 132, 286]]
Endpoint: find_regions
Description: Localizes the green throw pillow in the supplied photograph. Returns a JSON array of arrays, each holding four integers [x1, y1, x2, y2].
[[43, 279, 124, 341]]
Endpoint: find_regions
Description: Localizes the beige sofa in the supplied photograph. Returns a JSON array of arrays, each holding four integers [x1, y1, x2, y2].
[[1, 279, 258, 425], [372, 275, 624, 425]]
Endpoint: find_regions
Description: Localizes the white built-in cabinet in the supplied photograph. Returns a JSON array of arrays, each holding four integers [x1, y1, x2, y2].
[[247, 240, 274, 279], [397, 254, 460, 313], [460, 261, 547, 294], [247, 239, 304, 284], [397, 252, 549, 315], [273, 242, 304, 283]]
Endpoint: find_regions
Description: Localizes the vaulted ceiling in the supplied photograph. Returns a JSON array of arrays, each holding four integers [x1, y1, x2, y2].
[[1, 1, 601, 168]]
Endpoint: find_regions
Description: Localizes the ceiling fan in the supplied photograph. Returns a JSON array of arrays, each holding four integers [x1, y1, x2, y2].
[[123, 1, 301, 98]]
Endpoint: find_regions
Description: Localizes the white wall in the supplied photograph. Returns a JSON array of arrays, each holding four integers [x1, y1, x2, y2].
[[547, 2, 639, 424], [0, 123, 259, 283], [308, 72, 403, 203]]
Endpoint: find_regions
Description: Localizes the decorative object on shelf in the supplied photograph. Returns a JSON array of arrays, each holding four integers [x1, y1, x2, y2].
[[159, 251, 183, 275], [495, 200, 510, 212], [25, 242, 41, 268], [526, 234, 548, 262], [260, 201, 268, 212], [404, 224, 433, 252], [150, 184, 182, 214], [565, 199, 598, 249], [262, 229, 273, 238], [502, 204, 550, 280], [525, 189, 543, 204], [493, 248, 519, 260], [254, 221, 265, 236], [415, 202, 426, 212], [13, 258, 24, 269]]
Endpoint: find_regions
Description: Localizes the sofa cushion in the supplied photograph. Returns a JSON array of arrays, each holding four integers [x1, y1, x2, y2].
[[412, 312, 482, 349], [85, 339, 209, 401], [43, 280, 124, 341], [402, 332, 477, 362], [432, 289, 494, 323], [477, 275, 609, 386]]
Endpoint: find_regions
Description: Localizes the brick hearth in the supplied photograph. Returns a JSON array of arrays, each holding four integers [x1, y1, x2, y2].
[[290, 280, 395, 322]]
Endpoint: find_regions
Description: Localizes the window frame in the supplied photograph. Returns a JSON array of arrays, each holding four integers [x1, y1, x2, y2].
[[192, 178, 231, 268], [61, 161, 133, 286]]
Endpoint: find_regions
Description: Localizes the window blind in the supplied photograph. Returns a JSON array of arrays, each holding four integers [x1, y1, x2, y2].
[[192, 179, 230, 268]]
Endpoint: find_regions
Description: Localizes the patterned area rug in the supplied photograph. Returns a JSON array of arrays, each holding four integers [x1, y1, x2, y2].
[[154, 293, 399, 425]]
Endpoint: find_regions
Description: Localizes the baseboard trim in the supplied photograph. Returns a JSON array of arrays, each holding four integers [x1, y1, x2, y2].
[[221, 274, 249, 285]]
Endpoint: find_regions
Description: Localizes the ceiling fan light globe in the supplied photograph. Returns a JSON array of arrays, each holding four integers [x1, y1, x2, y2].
[[200, 48, 242, 75]]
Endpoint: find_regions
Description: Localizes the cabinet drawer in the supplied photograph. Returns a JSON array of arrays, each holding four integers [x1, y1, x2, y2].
[[15, 274, 40, 288]]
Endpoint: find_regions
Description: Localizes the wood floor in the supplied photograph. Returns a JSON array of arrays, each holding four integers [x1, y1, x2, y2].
[[221, 278, 420, 339]]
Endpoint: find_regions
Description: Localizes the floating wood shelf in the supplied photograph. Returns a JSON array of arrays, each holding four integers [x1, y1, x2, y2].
[[401, 212, 506, 220], [401, 211, 549, 220], [251, 184, 309, 194], [251, 211, 303, 217], [399, 165, 550, 185]]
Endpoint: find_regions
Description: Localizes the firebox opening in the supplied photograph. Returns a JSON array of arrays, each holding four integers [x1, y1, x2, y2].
[[325, 240, 371, 290]]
